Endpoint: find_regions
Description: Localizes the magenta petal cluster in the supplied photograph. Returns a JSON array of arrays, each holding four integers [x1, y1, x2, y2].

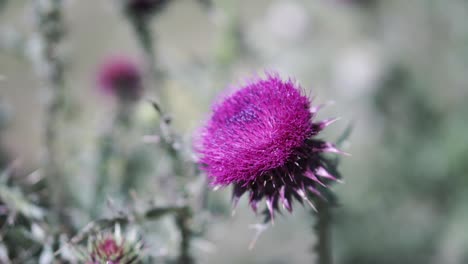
[[197, 73, 343, 219], [97, 56, 143, 102]]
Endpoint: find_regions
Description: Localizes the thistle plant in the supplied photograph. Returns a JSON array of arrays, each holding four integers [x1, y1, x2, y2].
[[119, 0, 170, 104], [85, 225, 143, 264], [91, 56, 144, 218], [196, 72, 346, 263], [197, 73, 344, 220], [8, 0, 467, 263], [117, 1, 201, 262], [66, 223, 145, 264], [5, 0, 354, 262]]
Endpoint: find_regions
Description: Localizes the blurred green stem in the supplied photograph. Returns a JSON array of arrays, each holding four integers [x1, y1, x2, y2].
[[129, 16, 183, 174], [0, 0, 7, 13], [315, 200, 332, 264], [90, 104, 131, 218], [33, 0, 72, 230], [130, 17, 166, 106], [126, 14, 195, 263], [175, 206, 194, 264]]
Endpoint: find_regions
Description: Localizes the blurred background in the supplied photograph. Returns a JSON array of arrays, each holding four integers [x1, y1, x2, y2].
[[1, 0, 468, 263]]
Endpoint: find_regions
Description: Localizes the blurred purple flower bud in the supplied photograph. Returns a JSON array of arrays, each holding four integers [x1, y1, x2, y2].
[[97, 56, 143, 102]]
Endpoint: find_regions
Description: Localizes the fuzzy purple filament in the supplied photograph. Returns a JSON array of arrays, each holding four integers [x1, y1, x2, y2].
[[198, 73, 342, 219]]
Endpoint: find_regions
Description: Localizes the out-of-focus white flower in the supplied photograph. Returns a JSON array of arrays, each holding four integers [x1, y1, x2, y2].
[[265, 0, 309, 43], [247, 0, 310, 57], [333, 45, 384, 98]]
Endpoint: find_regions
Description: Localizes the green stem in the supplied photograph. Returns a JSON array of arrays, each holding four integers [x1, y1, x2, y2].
[[127, 15, 196, 263], [175, 206, 193, 264], [315, 200, 332, 264], [130, 17, 166, 105], [90, 130, 113, 219], [90, 105, 131, 218], [33, 0, 73, 231]]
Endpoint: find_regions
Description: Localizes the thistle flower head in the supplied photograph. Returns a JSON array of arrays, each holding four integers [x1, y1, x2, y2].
[[97, 56, 143, 102], [197, 73, 343, 220], [123, 0, 171, 18], [86, 225, 143, 264]]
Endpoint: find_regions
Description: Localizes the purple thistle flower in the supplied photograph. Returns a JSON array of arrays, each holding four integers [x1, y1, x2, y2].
[[86, 230, 143, 264], [91, 237, 124, 261], [97, 56, 143, 102], [197, 73, 344, 220], [124, 0, 171, 18]]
